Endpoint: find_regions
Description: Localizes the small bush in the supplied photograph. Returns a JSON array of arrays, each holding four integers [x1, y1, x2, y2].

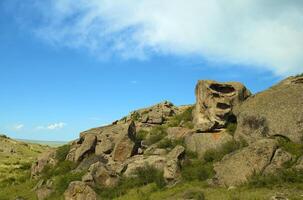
[[203, 140, 246, 163], [52, 171, 84, 194], [278, 138, 303, 158], [131, 112, 140, 121], [18, 162, 32, 170], [145, 126, 167, 145], [96, 165, 165, 199], [41, 160, 76, 179], [226, 122, 237, 136], [56, 144, 71, 162], [136, 129, 149, 142], [168, 107, 194, 128], [157, 138, 184, 149], [181, 160, 214, 181]]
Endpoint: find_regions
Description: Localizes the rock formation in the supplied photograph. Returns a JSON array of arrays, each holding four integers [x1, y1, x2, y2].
[[193, 80, 251, 131]]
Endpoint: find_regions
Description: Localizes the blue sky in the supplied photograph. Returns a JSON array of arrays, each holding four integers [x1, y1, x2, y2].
[[0, 0, 302, 141]]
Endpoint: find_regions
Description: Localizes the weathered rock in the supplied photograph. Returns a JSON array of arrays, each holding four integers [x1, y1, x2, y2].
[[31, 149, 57, 178], [36, 187, 53, 200], [167, 127, 193, 140], [263, 149, 292, 174], [234, 76, 303, 143], [82, 162, 118, 188], [163, 146, 185, 181], [193, 80, 251, 131], [64, 181, 97, 200], [74, 134, 97, 162], [95, 136, 114, 155], [185, 130, 233, 158], [112, 136, 136, 162], [119, 101, 179, 125], [124, 155, 167, 177], [213, 139, 278, 186]]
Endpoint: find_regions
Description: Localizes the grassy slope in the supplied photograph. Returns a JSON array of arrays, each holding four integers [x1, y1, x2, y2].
[[16, 138, 67, 147], [0, 137, 49, 191], [117, 181, 303, 200]]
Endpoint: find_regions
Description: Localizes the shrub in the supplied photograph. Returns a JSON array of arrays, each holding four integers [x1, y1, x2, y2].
[[278, 138, 303, 158], [181, 160, 214, 181], [52, 171, 84, 194], [226, 122, 237, 136], [56, 144, 71, 162], [136, 129, 149, 142], [145, 126, 167, 145], [96, 165, 165, 199], [157, 138, 184, 149], [41, 160, 76, 179], [168, 107, 194, 128], [18, 162, 32, 170], [131, 112, 140, 121], [203, 140, 246, 163]]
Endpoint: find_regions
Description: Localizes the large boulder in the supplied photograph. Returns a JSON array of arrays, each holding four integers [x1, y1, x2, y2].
[[167, 127, 193, 140], [64, 181, 97, 200], [82, 162, 119, 188], [185, 129, 233, 158], [193, 80, 251, 131], [234, 76, 303, 143], [74, 134, 97, 162], [31, 149, 57, 178], [213, 139, 278, 186]]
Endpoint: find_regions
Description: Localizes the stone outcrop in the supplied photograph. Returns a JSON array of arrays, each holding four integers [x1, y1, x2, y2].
[[74, 134, 97, 162], [64, 181, 97, 200], [193, 80, 251, 132], [167, 127, 193, 140], [213, 139, 278, 186], [31, 149, 57, 178], [82, 162, 119, 188], [117, 101, 179, 125], [185, 129, 233, 158], [234, 76, 303, 143]]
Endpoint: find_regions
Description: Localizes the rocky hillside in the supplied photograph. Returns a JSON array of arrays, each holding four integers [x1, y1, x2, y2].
[[2, 75, 303, 200]]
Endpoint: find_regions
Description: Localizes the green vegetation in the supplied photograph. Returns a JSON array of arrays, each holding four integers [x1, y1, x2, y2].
[[278, 138, 303, 159], [226, 122, 237, 136], [248, 169, 303, 188], [55, 144, 71, 162], [131, 112, 140, 121], [182, 189, 205, 200], [168, 106, 194, 129], [295, 73, 303, 77], [145, 126, 168, 145], [96, 165, 165, 199], [157, 138, 184, 149], [136, 129, 149, 142], [203, 140, 247, 163], [181, 160, 215, 181]]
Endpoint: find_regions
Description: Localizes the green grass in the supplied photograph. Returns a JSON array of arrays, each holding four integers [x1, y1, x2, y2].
[[167, 107, 194, 128], [96, 165, 165, 199], [157, 138, 185, 149], [203, 140, 247, 163], [116, 180, 303, 200], [145, 126, 168, 146], [278, 138, 303, 159], [55, 144, 71, 162]]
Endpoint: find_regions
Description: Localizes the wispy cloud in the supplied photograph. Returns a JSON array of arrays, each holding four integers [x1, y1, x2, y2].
[[13, 124, 24, 131], [9, 0, 303, 75], [36, 122, 66, 130]]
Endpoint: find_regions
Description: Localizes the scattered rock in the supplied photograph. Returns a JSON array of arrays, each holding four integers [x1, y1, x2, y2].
[[64, 181, 97, 200]]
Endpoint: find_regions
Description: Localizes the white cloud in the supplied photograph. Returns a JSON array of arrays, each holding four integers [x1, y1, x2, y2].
[[13, 124, 24, 131], [24, 0, 303, 75], [36, 122, 66, 130]]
